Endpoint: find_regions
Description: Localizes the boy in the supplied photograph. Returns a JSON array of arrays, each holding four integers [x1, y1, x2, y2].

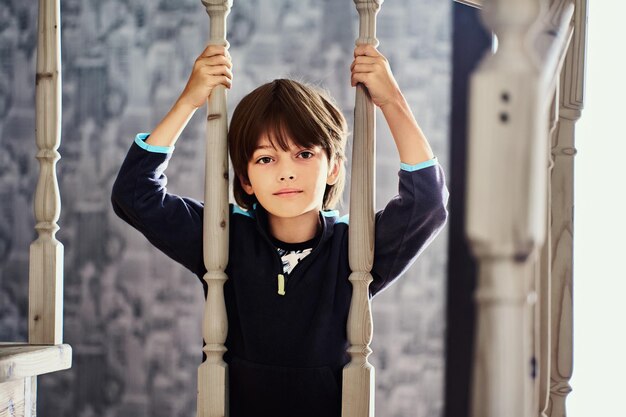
[[111, 44, 449, 417]]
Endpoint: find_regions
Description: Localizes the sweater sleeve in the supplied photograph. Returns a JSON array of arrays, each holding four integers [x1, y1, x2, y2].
[[111, 136, 205, 276], [369, 161, 449, 298]]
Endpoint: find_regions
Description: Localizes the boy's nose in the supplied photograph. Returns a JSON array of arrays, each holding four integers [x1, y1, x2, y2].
[[280, 175, 295, 181]]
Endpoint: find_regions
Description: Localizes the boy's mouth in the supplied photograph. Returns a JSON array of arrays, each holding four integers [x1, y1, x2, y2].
[[274, 188, 303, 196]]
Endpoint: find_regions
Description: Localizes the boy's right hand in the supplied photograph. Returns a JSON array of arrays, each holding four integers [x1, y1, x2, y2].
[[178, 45, 233, 110]]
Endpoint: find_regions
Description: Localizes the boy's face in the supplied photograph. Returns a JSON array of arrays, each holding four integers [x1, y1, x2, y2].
[[240, 133, 340, 219]]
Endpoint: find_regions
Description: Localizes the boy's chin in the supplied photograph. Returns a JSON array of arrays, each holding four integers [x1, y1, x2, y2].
[[263, 204, 321, 220]]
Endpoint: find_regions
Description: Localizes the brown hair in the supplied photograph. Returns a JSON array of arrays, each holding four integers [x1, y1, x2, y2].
[[228, 79, 348, 210]]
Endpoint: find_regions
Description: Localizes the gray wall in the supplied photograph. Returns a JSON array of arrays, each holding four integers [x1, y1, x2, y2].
[[0, 0, 451, 416]]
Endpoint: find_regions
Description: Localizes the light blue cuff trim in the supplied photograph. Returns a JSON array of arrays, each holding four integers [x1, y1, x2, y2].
[[400, 156, 438, 172], [337, 214, 349, 225], [134, 133, 175, 154]]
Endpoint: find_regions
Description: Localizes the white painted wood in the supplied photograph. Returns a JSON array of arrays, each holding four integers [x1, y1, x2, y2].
[[0, 378, 27, 417], [197, 1, 232, 417], [28, 377, 35, 417], [466, 0, 548, 416], [0, 376, 35, 417], [28, 0, 64, 346], [342, 2, 381, 417], [0, 344, 72, 383], [454, 0, 482, 9]]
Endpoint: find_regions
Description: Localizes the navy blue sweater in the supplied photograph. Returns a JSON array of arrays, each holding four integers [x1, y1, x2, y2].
[[111, 135, 449, 417]]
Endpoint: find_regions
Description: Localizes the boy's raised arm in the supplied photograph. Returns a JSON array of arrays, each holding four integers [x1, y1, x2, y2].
[[146, 44, 233, 148], [350, 44, 434, 165]]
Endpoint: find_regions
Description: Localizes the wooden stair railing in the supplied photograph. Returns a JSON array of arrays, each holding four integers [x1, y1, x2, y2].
[[192, 1, 586, 417], [0, 0, 73, 415]]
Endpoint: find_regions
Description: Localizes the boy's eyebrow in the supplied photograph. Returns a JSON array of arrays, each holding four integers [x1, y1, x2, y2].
[[251, 144, 275, 154], [252, 143, 316, 153]]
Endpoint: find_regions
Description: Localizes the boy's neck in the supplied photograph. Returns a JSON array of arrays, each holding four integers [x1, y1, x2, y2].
[[267, 209, 321, 244]]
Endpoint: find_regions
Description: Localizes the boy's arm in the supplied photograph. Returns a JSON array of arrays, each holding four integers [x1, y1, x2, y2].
[[350, 44, 435, 165], [351, 44, 447, 297], [110, 44, 233, 274], [145, 100, 197, 148], [111, 136, 206, 276], [146, 44, 232, 148], [368, 163, 449, 298], [380, 93, 435, 165]]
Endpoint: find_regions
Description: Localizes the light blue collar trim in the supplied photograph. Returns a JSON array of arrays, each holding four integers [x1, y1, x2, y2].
[[232, 205, 254, 218], [321, 209, 339, 217], [400, 156, 438, 172], [134, 133, 175, 154]]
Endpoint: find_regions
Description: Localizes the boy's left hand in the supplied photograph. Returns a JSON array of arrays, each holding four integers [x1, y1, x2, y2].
[[350, 44, 401, 109]]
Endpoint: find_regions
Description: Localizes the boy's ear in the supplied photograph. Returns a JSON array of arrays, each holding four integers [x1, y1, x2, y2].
[[238, 174, 255, 195], [326, 158, 341, 186]]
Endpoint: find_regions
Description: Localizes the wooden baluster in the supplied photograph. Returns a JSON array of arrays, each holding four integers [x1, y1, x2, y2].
[[342, 1, 382, 417], [29, 0, 64, 345], [537, 84, 559, 417], [466, 0, 546, 416], [548, 2, 587, 414], [197, 1, 232, 417]]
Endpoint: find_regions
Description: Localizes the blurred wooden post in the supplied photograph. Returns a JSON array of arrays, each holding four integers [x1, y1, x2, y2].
[[197, 1, 232, 417], [342, 1, 382, 417], [465, 0, 547, 416], [29, 0, 64, 346]]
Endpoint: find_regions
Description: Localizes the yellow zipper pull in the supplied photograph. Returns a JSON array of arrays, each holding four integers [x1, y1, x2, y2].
[[277, 274, 286, 296]]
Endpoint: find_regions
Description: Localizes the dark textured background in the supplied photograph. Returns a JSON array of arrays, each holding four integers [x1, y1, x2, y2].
[[0, 0, 450, 416]]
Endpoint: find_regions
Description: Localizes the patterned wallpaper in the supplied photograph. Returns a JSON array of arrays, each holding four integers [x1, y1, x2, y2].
[[0, 0, 451, 416]]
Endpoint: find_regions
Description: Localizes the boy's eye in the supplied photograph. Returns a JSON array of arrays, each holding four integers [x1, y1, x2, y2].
[[298, 151, 314, 159], [256, 156, 273, 164]]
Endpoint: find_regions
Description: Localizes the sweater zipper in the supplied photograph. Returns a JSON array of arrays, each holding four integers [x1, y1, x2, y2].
[[275, 234, 325, 296], [256, 214, 327, 297], [277, 274, 286, 296]]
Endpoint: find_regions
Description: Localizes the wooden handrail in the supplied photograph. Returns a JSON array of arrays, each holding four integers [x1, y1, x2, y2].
[[0, 344, 72, 383]]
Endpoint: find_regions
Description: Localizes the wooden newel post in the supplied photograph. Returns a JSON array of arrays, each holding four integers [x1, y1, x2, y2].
[[29, 0, 64, 346], [342, 1, 382, 416], [466, 0, 548, 416], [197, 1, 232, 417]]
